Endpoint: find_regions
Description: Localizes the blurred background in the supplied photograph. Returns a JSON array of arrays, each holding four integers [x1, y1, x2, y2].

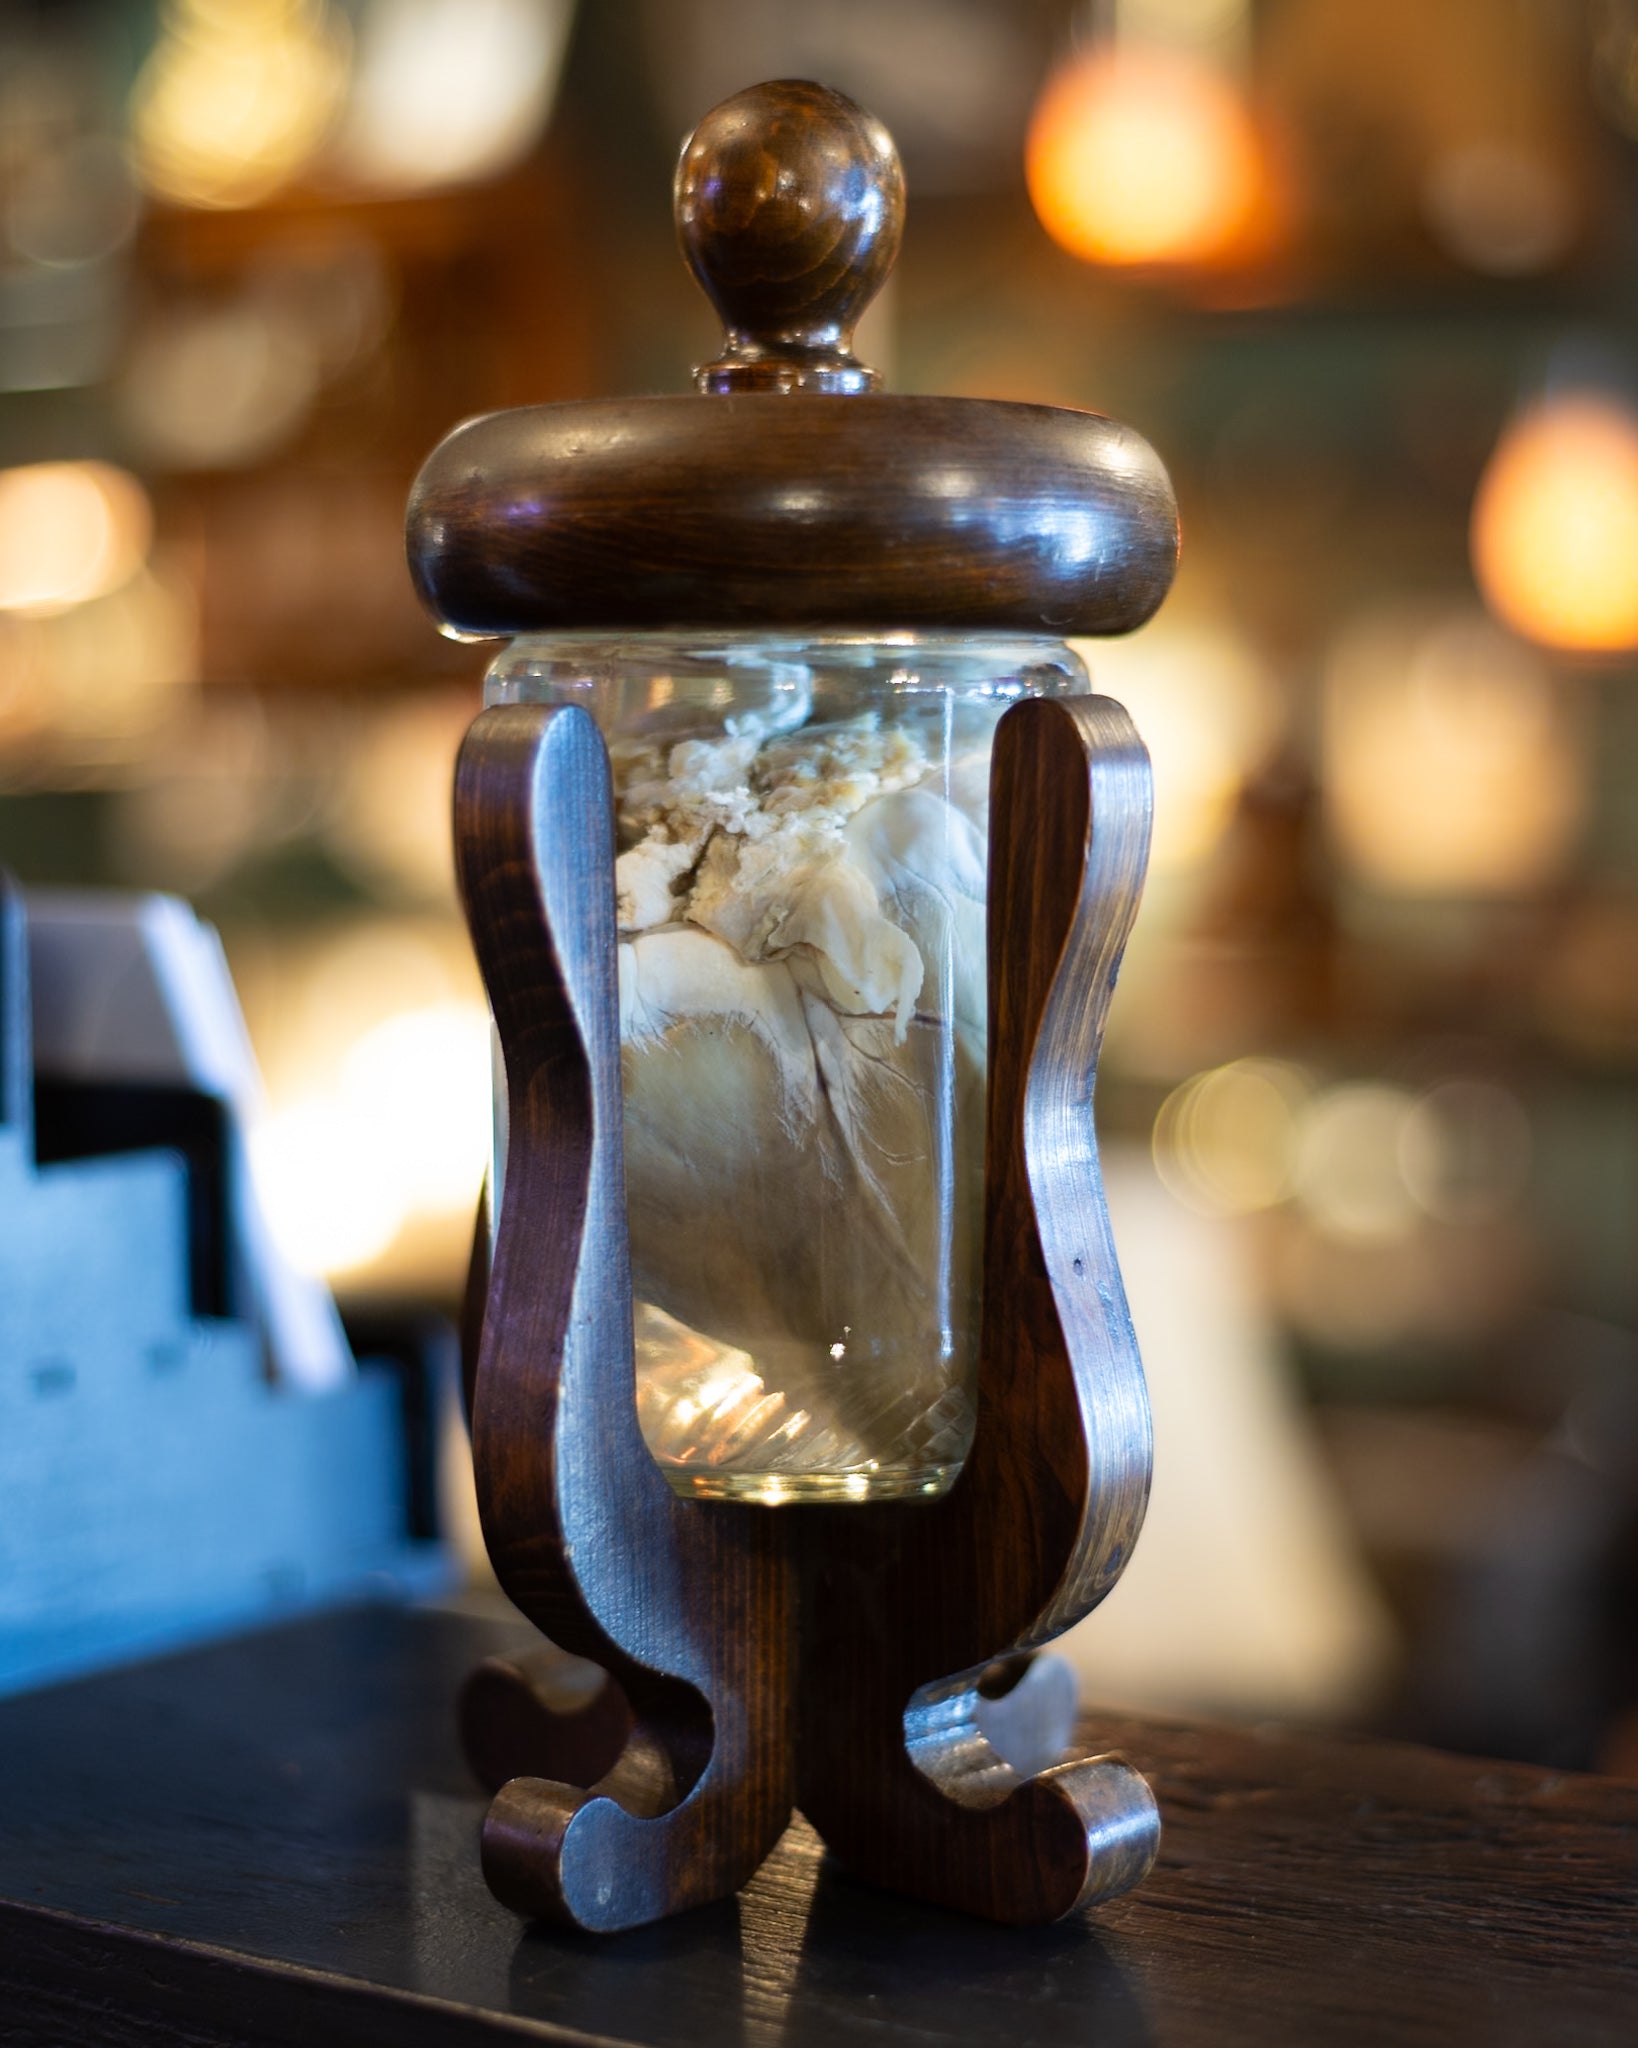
[[3, 0, 1638, 1771]]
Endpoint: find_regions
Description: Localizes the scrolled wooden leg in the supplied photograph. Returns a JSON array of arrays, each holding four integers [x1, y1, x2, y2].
[[459, 1185, 644, 1808], [905, 1668, 1159, 1917], [455, 703, 793, 1933], [459, 1646, 633, 1798], [796, 693, 1160, 1924], [481, 1690, 713, 1928]]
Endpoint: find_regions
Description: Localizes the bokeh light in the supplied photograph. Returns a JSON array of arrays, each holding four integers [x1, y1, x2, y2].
[[336, 0, 571, 194], [1472, 393, 1638, 654], [1153, 1058, 1312, 1215], [326, 691, 470, 903], [1292, 1083, 1422, 1244], [1323, 607, 1584, 896], [7, 135, 141, 268], [0, 463, 152, 617], [1399, 1079, 1532, 1226], [131, 0, 349, 211], [119, 298, 321, 472], [250, 997, 490, 1278], [1026, 46, 1263, 267], [252, 1096, 407, 1276], [23, 564, 197, 749], [1074, 617, 1281, 872], [240, 923, 489, 1283], [1421, 143, 1574, 277]]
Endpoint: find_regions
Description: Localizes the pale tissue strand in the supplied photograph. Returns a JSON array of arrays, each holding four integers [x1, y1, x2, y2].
[[846, 785, 988, 1038], [618, 925, 818, 1131]]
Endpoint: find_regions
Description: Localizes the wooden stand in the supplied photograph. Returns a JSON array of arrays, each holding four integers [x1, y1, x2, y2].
[[409, 78, 1182, 1933], [452, 692, 1158, 1930]]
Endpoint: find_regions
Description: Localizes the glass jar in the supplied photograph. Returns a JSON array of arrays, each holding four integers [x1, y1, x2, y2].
[[484, 632, 1090, 1504]]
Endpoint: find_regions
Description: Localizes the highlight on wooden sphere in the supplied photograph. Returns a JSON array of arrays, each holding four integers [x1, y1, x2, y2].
[[1472, 393, 1638, 653], [1026, 46, 1262, 269], [675, 78, 905, 389]]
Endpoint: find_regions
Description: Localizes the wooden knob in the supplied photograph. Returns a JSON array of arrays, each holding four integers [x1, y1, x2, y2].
[[676, 79, 905, 395]]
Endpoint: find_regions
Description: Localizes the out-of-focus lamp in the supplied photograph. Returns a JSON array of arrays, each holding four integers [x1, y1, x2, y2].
[[0, 463, 151, 617], [1323, 607, 1583, 896], [1472, 393, 1638, 654], [1026, 38, 1263, 268], [335, 0, 572, 194], [130, 0, 570, 210], [245, 922, 491, 1283], [131, 0, 349, 210]]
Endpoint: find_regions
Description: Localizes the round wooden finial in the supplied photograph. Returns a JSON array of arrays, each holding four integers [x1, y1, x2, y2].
[[675, 79, 905, 395], [409, 77, 1178, 638]]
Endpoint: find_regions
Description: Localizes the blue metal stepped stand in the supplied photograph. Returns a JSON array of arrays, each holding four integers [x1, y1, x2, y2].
[[0, 880, 448, 1697]]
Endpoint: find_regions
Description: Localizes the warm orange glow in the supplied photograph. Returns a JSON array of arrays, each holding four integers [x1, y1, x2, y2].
[[244, 923, 490, 1281], [1324, 608, 1583, 896], [0, 462, 152, 616], [1026, 47, 1262, 267], [336, 0, 570, 195], [131, 0, 348, 211], [1472, 395, 1638, 653]]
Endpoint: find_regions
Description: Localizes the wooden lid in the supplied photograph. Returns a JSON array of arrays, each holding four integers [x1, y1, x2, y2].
[[408, 80, 1178, 640]]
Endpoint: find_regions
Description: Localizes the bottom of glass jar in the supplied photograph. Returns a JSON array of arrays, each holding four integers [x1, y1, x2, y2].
[[660, 1464, 961, 1505]]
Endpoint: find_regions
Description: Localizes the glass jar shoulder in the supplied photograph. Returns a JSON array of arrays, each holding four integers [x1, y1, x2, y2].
[[482, 631, 1090, 735]]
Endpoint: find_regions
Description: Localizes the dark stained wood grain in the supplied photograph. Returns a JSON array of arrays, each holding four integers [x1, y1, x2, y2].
[[453, 703, 792, 1930], [676, 79, 904, 395], [407, 76, 1175, 639], [408, 394, 1177, 638], [1, 1604, 1635, 2047], [795, 695, 1159, 1923]]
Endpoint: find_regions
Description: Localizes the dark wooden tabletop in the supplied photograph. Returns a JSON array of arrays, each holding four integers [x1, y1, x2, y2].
[[1, 1603, 1634, 2047]]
